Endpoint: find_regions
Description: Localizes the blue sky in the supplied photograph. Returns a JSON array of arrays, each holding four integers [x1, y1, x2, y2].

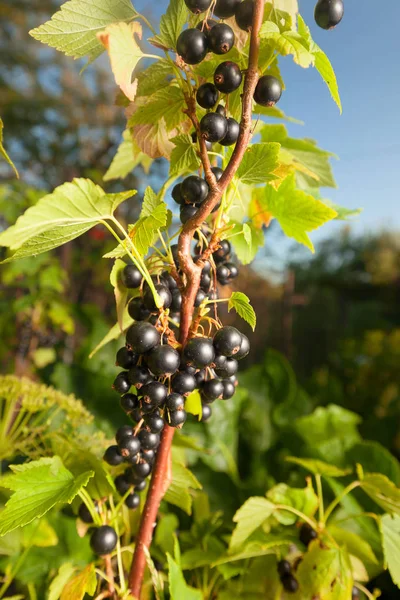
[[134, 0, 400, 247]]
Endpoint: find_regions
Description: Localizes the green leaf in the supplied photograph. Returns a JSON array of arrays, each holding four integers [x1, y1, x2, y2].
[[169, 134, 201, 178], [149, 0, 187, 51], [227, 292, 256, 331], [104, 129, 152, 181], [0, 178, 135, 262], [347, 441, 400, 486], [267, 481, 318, 525], [137, 59, 174, 97], [261, 174, 337, 252], [322, 199, 362, 220], [230, 497, 275, 550], [167, 553, 203, 600], [228, 222, 264, 265], [110, 258, 128, 330], [328, 526, 379, 577], [164, 459, 202, 515], [286, 457, 352, 478], [144, 546, 165, 600], [259, 21, 314, 68], [360, 473, 400, 515], [381, 514, 400, 588], [0, 118, 18, 178], [29, 0, 137, 62], [236, 143, 280, 185], [129, 85, 186, 131], [0, 457, 93, 535], [48, 563, 76, 600], [60, 564, 97, 600], [89, 306, 133, 358], [184, 390, 202, 419], [129, 187, 168, 256], [21, 518, 58, 548]]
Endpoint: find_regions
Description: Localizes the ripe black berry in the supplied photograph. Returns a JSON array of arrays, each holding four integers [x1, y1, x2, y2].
[[236, 333, 250, 360], [254, 75, 282, 107], [128, 297, 150, 321], [208, 23, 235, 55], [141, 448, 156, 464], [146, 344, 180, 376], [78, 502, 97, 524], [104, 445, 124, 466], [168, 409, 187, 428], [220, 117, 240, 146], [144, 413, 165, 433], [202, 379, 224, 402], [182, 176, 209, 204], [121, 393, 139, 414], [215, 357, 238, 378], [213, 326, 242, 356], [214, 0, 241, 18], [116, 425, 133, 444], [90, 526, 118, 555], [118, 435, 141, 459], [184, 0, 212, 13], [277, 559, 292, 577], [113, 372, 131, 394], [281, 573, 299, 593], [194, 289, 206, 307], [132, 460, 152, 479], [214, 239, 231, 261], [314, 0, 344, 30], [138, 430, 160, 450], [200, 272, 211, 291], [177, 29, 208, 65], [126, 322, 160, 354], [225, 262, 238, 279], [214, 61, 242, 93], [222, 380, 236, 399], [170, 289, 182, 313], [196, 19, 218, 34], [212, 166, 224, 181], [121, 264, 142, 288], [128, 365, 153, 387], [216, 104, 226, 116], [235, 0, 254, 31], [115, 474, 131, 495], [125, 492, 140, 509], [167, 393, 185, 411], [183, 337, 215, 369], [143, 284, 172, 313], [162, 271, 178, 290], [116, 347, 137, 370], [196, 83, 219, 109], [172, 372, 196, 396], [201, 404, 212, 421], [140, 381, 168, 407], [195, 369, 206, 387], [200, 112, 228, 143], [299, 523, 318, 547], [180, 205, 198, 225], [172, 183, 184, 205], [217, 263, 230, 284]]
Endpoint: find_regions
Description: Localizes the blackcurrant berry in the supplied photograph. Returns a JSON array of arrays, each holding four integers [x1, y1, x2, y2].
[[141, 448, 156, 464], [211, 166, 224, 181], [254, 75, 282, 107], [200, 272, 212, 291], [213, 239, 231, 261], [113, 372, 131, 394], [235, 0, 254, 31], [115, 474, 131, 495], [201, 403, 212, 421], [196, 19, 218, 34], [194, 289, 206, 307], [121, 393, 139, 414], [277, 559, 292, 577], [116, 347, 137, 370], [121, 264, 142, 289], [214, 0, 241, 18], [162, 271, 178, 290], [146, 344, 180, 377], [213, 326, 242, 356], [202, 379, 224, 402], [128, 365, 153, 387], [195, 369, 206, 387], [225, 262, 238, 279], [116, 424, 133, 444], [215, 104, 226, 116], [196, 83, 219, 109], [170, 289, 182, 313], [143, 284, 172, 313], [314, 0, 344, 30], [145, 413, 165, 433], [78, 502, 97, 524], [138, 430, 160, 450], [171, 372, 196, 396], [168, 409, 187, 428], [215, 357, 238, 378], [220, 117, 240, 146], [281, 573, 299, 593], [299, 523, 318, 547], [208, 23, 235, 55], [236, 333, 250, 360], [126, 322, 160, 354], [90, 526, 118, 555], [166, 393, 185, 411], [128, 297, 150, 321], [172, 183, 184, 205], [118, 435, 141, 459], [180, 205, 198, 225], [184, 0, 212, 13], [132, 460, 152, 479], [104, 445, 124, 466], [217, 263, 230, 284], [140, 381, 168, 407], [214, 61, 242, 94], [222, 380, 236, 399], [182, 176, 209, 204], [183, 337, 215, 368], [170, 244, 180, 267], [200, 112, 228, 143], [177, 29, 208, 65], [134, 479, 147, 492], [125, 492, 140, 509]]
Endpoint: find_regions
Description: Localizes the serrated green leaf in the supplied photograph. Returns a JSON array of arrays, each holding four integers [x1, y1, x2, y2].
[[60, 564, 97, 600], [137, 59, 174, 97], [228, 222, 264, 265], [0, 178, 135, 262], [236, 143, 280, 185], [129, 187, 168, 257], [104, 130, 152, 181], [381, 514, 400, 588], [149, 0, 190, 51], [230, 497, 275, 550], [328, 526, 379, 577], [169, 134, 201, 178], [48, 563, 76, 600], [0, 457, 93, 535], [0, 118, 18, 178], [29, 0, 137, 62], [261, 174, 337, 251], [286, 457, 352, 478], [260, 21, 314, 68], [360, 473, 400, 516], [167, 553, 202, 600], [227, 291, 256, 331], [129, 85, 186, 131], [164, 459, 202, 515], [267, 481, 318, 525], [89, 305, 133, 358]]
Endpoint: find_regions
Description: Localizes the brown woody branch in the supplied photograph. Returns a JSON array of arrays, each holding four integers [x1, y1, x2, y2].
[[128, 1, 264, 596]]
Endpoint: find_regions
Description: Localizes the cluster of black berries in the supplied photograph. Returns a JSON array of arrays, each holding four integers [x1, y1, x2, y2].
[[314, 0, 344, 30]]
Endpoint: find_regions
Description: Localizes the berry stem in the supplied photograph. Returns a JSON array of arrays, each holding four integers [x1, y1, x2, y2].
[[103, 554, 116, 597], [128, 2, 264, 596]]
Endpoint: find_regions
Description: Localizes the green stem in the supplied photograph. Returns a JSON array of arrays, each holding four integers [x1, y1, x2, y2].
[[109, 495, 126, 593], [143, 53, 163, 61], [78, 489, 102, 526], [324, 481, 361, 523], [316, 474, 325, 524], [273, 505, 316, 529], [330, 512, 380, 526]]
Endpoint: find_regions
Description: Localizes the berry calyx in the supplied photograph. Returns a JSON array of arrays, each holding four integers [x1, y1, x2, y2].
[[314, 0, 344, 29], [235, 0, 254, 31], [104, 445, 124, 466], [213, 326, 242, 357], [184, 0, 213, 14], [140, 381, 168, 407], [213, 0, 241, 18], [90, 525, 118, 555], [220, 117, 240, 146], [121, 264, 142, 288], [118, 435, 141, 459], [208, 23, 235, 55], [299, 523, 318, 547], [200, 112, 228, 143], [126, 322, 161, 354], [183, 337, 216, 369], [146, 344, 180, 376], [196, 83, 219, 109], [254, 75, 282, 107], [177, 29, 208, 65], [214, 61, 243, 94], [181, 176, 209, 204]]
